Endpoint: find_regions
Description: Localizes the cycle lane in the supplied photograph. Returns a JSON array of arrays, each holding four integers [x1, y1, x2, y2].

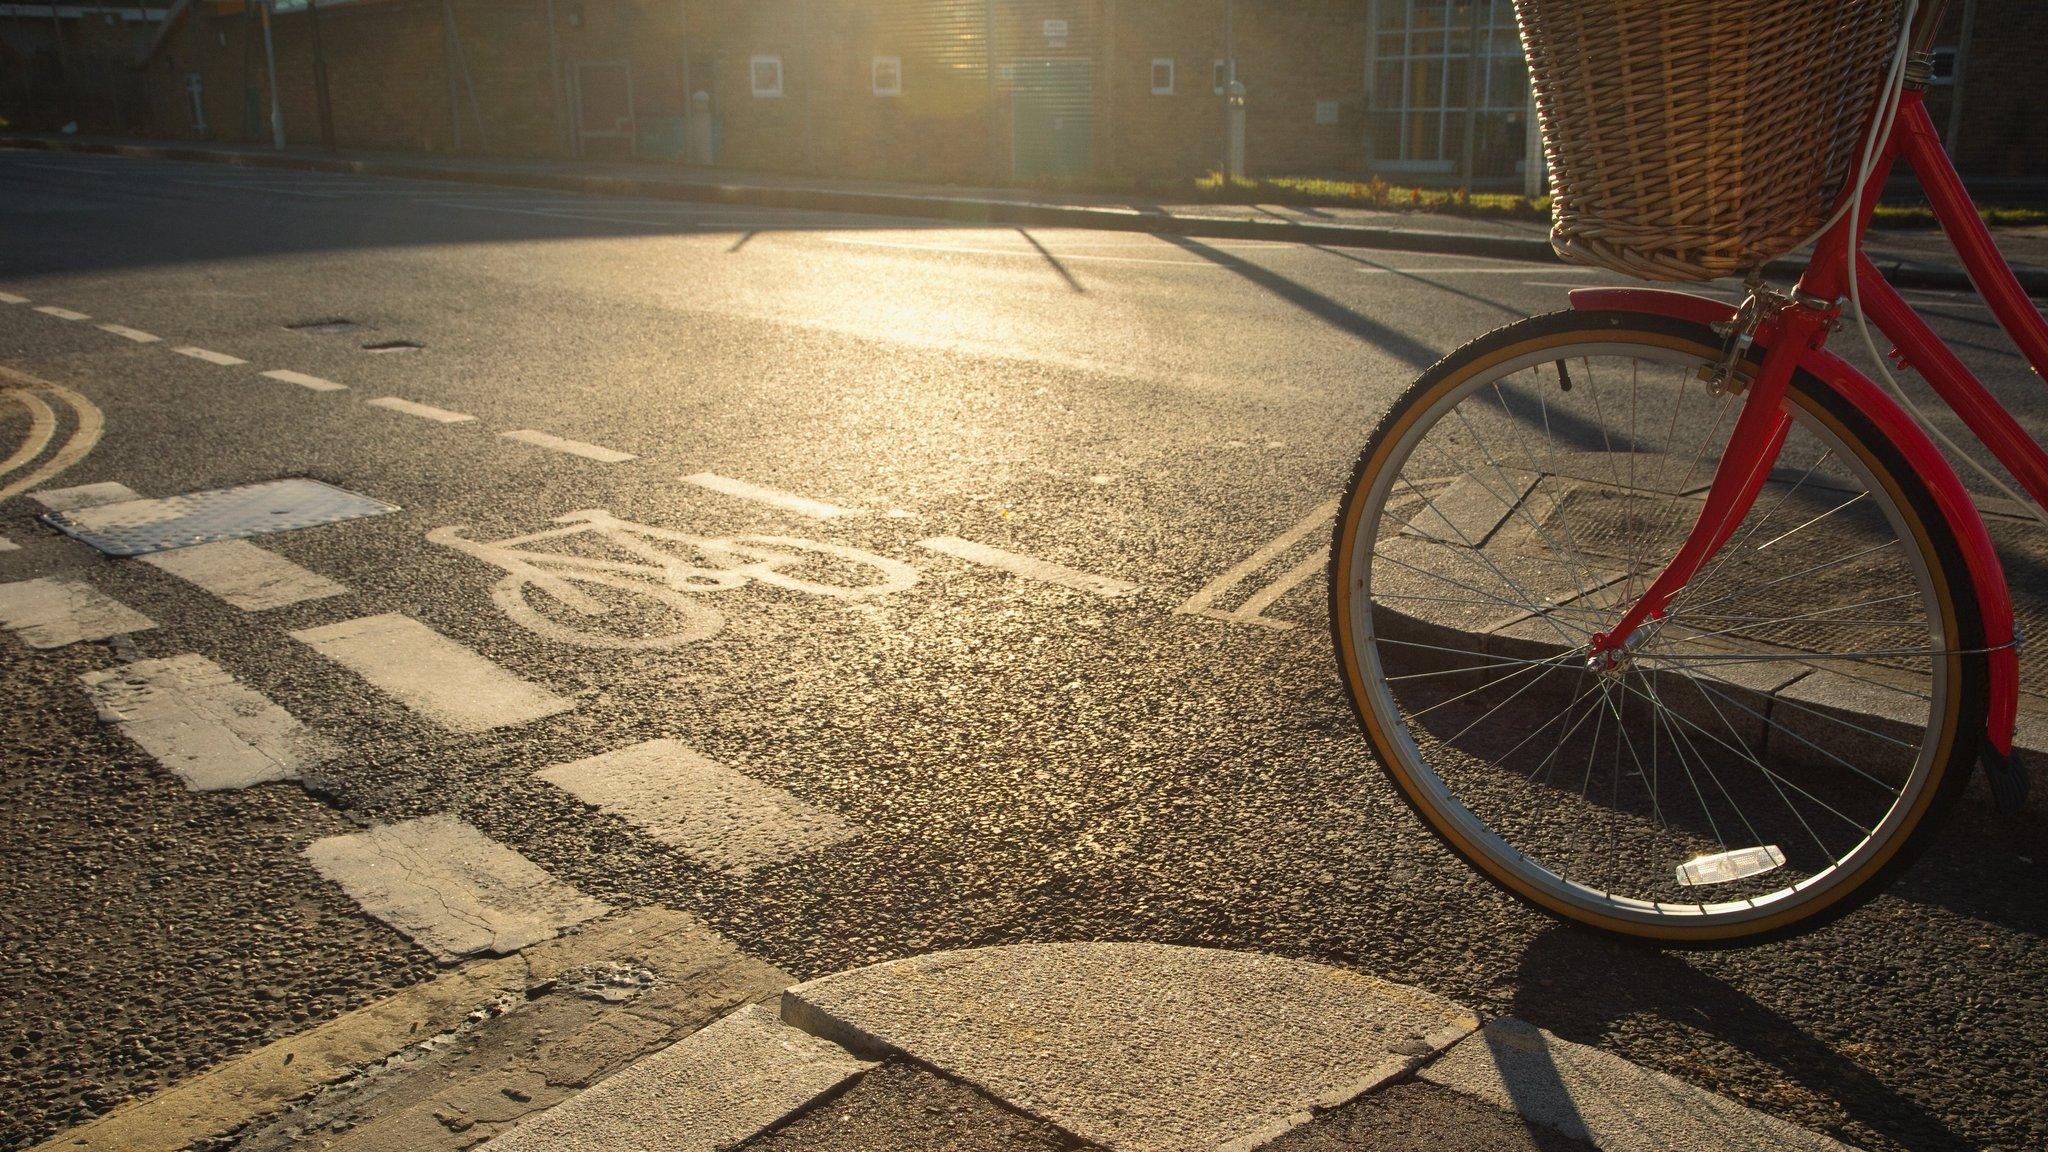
[[3, 227, 2047, 1152]]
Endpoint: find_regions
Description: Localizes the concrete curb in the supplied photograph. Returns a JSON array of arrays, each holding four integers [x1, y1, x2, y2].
[[472, 943, 1863, 1152], [7, 134, 2041, 296]]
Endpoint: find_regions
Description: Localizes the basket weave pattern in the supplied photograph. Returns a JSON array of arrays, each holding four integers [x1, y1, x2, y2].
[[1516, 0, 1903, 282]]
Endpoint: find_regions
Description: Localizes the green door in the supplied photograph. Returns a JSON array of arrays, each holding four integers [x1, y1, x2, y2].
[[1011, 58, 1092, 180]]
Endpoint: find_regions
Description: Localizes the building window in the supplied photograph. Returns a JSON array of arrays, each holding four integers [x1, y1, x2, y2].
[[872, 56, 903, 96], [750, 55, 784, 98], [1365, 0, 1529, 178], [1927, 45, 1957, 86], [1150, 58, 1175, 95]]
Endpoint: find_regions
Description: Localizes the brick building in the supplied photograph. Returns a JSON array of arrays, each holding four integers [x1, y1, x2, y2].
[[5, 0, 2043, 192]]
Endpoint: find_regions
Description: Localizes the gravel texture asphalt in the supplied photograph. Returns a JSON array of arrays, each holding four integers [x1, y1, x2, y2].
[[2, 147, 2046, 1152]]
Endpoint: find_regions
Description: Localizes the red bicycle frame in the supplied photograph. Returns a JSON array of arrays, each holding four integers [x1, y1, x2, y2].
[[1570, 87, 2048, 760]]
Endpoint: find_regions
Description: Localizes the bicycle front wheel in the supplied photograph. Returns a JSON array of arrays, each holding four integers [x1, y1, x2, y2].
[[1331, 310, 1987, 945]]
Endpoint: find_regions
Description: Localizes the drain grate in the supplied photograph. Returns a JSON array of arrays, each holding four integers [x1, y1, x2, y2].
[[43, 478, 400, 557], [286, 318, 362, 335], [361, 339, 423, 353]]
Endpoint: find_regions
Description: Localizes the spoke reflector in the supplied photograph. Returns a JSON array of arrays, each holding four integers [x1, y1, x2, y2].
[[1675, 845, 1786, 887]]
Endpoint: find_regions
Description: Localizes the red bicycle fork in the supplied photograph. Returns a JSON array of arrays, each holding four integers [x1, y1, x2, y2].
[[1579, 88, 2045, 785], [1586, 302, 1830, 667]]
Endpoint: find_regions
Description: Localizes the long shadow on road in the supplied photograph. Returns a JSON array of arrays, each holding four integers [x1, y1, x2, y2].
[[1508, 927, 1971, 1151]]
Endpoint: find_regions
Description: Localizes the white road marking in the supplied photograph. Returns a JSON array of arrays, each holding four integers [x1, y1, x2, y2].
[[824, 234, 1231, 267], [918, 535, 1139, 598], [141, 540, 348, 611], [1176, 498, 1341, 631], [162, 175, 343, 199], [172, 346, 249, 366], [538, 739, 855, 873], [431, 511, 917, 649], [683, 472, 855, 519], [304, 814, 610, 961], [1357, 265, 1570, 275], [0, 535, 16, 552], [28, 480, 139, 511], [0, 291, 28, 305], [0, 577, 156, 648], [290, 612, 574, 732], [367, 396, 477, 424], [262, 368, 347, 392], [97, 323, 161, 343], [82, 654, 335, 790], [500, 428, 637, 463], [34, 305, 89, 321]]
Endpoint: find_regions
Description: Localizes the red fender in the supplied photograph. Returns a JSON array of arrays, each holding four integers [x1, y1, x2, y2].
[[1570, 287, 2019, 755]]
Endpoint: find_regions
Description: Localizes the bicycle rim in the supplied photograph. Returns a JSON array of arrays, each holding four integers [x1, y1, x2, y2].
[[1333, 317, 1970, 940]]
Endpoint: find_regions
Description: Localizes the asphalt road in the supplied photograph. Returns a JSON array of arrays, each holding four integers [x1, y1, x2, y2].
[[2, 148, 2046, 1152]]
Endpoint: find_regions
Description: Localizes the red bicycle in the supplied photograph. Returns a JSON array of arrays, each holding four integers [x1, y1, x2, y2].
[[1331, 0, 2047, 944]]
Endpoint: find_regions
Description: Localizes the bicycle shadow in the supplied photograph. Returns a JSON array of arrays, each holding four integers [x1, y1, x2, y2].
[[1496, 926, 1970, 1151]]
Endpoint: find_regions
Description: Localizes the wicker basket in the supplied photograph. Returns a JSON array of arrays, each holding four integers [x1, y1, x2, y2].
[[1516, 0, 1904, 281]]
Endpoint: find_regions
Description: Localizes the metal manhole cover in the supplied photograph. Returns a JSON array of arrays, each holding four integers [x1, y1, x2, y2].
[[42, 478, 399, 556]]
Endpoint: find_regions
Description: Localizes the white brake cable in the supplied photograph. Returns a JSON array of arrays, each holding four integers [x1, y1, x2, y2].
[[1840, 0, 2048, 532]]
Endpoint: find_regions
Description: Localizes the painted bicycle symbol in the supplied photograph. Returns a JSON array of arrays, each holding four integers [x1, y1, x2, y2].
[[427, 509, 918, 649]]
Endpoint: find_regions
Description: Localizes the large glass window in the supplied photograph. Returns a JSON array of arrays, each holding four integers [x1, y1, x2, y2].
[[1366, 0, 1528, 177]]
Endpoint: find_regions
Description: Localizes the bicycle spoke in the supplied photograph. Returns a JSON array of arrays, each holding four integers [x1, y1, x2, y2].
[[1346, 328, 1951, 931]]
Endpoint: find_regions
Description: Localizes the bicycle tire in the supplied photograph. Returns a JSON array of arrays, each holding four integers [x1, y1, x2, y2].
[[1330, 309, 1986, 946]]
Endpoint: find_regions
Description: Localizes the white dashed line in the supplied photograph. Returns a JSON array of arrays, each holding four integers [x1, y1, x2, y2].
[[290, 612, 573, 732], [823, 234, 1227, 267], [98, 323, 161, 343], [81, 654, 335, 791], [172, 346, 249, 366], [538, 739, 855, 873], [261, 368, 347, 392], [917, 536, 1139, 598], [304, 814, 610, 961], [501, 429, 638, 463], [367, 396, 477, 424], [683, 472, 854, 519], [0, 291, 30, 305], [34, 306, 89, 321], [0, 535, 17, 552], [30, 481, 142, 511], [141, 540, 348, 611], [1356, 265, 1566, 275], [0, 577, 157, 648]]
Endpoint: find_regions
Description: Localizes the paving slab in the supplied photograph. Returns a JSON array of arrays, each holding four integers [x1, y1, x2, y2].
[[780, 943, 1480, 1152], [744, 1059, 1075, 1151], [1267, 1080, 1597, 1152], [304, 814, 611, 961], [81, 654, 336, 790], [480, 1001, 876, 1152], [1420, 1018, 1859, 1152], [1403, 467, 1540, 548], [33, 908, 780, 1152], [536, 739, 855, 873]]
